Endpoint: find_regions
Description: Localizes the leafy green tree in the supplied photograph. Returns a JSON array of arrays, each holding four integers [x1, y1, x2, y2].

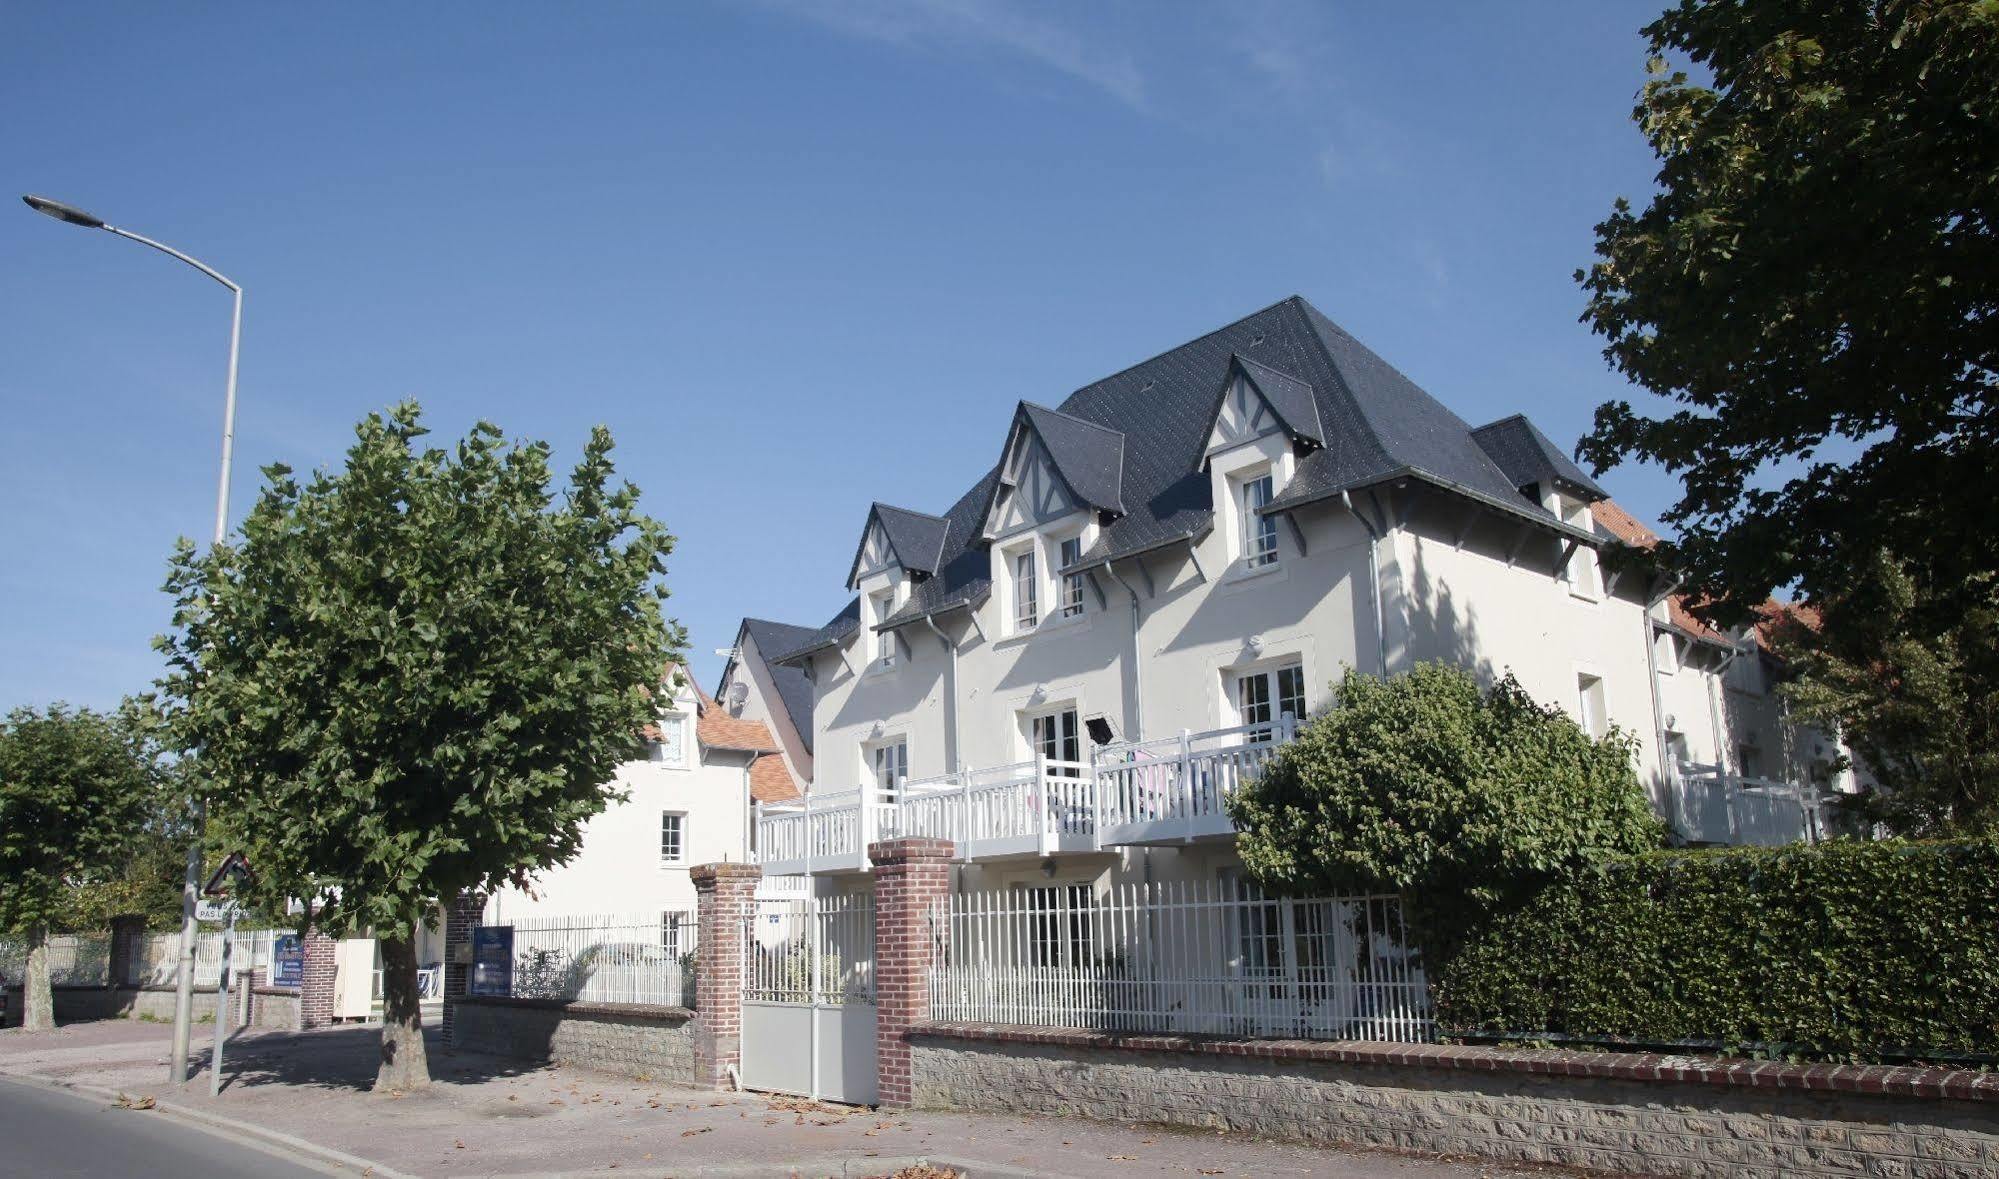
[[1228, 664, 1661, 938], [1576, 0, 1999, 632], [0, 705, 159, 1030], [153, 403, 679, 1089], [1772, 552, 1999, 836]]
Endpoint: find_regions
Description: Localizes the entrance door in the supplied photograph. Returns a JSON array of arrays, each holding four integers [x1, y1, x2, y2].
[[739, 896, 877, 1105], [1235, 663, 1305, 740]]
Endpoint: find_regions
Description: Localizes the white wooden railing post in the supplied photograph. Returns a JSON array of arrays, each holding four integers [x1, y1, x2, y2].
[[958, 772, 972, 862], [1179, 729, 1194, 843], [1033, 749, 1050, 855]]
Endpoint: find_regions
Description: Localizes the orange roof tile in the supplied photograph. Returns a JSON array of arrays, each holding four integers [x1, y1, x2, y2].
[[750, 755, 801, 804]]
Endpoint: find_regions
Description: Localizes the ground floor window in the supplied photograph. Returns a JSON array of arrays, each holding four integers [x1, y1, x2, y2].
[[660, 811, 686, 865]]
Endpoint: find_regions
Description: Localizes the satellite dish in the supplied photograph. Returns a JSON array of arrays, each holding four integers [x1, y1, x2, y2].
[[725, 681, 750, 713]]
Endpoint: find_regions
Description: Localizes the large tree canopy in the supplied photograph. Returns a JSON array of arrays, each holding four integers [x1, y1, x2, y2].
[[1577, 0, 1998, 629], [1228, 665, 1661, 927], [0, 704, 158, 1031], [154, 403, 680, 1088]]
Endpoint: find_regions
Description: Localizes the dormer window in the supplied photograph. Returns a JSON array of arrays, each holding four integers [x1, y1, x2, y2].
[[1058, 537, 1085, 619], [869, 589, 899, 667], [1556, 495, 1601, 600], [1011, 547, 1039, 632], [650, 712, 689, 769], [1239, 473, 1278, 568]]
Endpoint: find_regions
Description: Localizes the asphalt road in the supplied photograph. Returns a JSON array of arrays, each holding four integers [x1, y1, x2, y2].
[[0, 1076, 331, 1178]]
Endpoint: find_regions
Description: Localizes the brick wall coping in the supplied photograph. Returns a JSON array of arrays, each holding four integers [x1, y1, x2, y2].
[[23, 983, 221, 994], [868, 837, 956, 864], [253, 986, 301, 997], [906, 1021, 1999, 1105], [689, 861, 761, 884], [456, 994, 693, 1022]]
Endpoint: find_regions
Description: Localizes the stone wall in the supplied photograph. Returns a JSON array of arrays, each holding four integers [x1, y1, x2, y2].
[[252, 987, 301, 1031], [1, 984, 230, 1026], [908, 1024, 1999, 1178], [451, 997, 695, 1084]]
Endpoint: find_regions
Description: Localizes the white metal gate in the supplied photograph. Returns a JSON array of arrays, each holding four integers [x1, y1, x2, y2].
[[740, 895, 876, 1105]]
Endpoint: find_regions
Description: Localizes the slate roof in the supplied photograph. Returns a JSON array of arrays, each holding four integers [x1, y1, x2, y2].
[[1470, 414, 1607, 500], [1016, 403, 1126, 515], [779, 295, 1607, 651], [1222, 352, 1326, 453], [846, 502, 951, 588], [735, 617, 823, 754], [770, 595, 861, 663]]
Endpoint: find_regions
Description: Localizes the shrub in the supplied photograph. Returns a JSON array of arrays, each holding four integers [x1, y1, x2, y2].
[[1230, 664, 1662, 916], [1434, 839, 1999, 1062]]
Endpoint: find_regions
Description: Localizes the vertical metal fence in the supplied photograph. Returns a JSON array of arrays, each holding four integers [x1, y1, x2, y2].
[[930, 881, 1432, 1043], [744, 895, 875, 1004], [123, 929, 277, 987], [508, 911, 697, 1007]]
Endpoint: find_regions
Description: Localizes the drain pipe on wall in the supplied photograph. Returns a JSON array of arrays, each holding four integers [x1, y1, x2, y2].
[[922, 613, 960, 774], [1101, 559, 1145, 742], [1341, 491, 1389, 677]]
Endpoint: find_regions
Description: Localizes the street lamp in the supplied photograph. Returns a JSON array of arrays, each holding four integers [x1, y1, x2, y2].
[[23, 193, 243, 1085]]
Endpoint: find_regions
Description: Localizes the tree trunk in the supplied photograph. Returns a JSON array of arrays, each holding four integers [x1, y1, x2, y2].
[[373, 934, 429, 1091], [23, 924, 54, 1032]]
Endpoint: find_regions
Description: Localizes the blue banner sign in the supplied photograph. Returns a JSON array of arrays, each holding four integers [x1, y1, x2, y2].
[[471, 926, 514, 997], [271, 934, 304, 988]]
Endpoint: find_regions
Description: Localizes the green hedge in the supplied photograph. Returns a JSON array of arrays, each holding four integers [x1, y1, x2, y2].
[[1432, 840, 1999, 1062]]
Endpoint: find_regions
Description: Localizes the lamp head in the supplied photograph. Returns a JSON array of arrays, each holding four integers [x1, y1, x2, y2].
[[22, 194, 106, 229]]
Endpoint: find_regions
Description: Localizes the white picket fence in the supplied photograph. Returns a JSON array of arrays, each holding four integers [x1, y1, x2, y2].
[[122, 929, 279, 987], [508, 911, 697, 1007], [930, 881, 1433, 1043]]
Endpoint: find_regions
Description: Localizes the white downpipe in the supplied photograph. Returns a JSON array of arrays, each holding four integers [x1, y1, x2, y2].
[[1100, 559, 1145, 743], [922, 614, 961, 775], [1341, 491, 1388, 677]]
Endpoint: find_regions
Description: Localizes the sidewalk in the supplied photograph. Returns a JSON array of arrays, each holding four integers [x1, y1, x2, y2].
[[0, 1020, 1552, 1178]]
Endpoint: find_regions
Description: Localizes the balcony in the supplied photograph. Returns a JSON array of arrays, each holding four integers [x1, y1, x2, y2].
[[753, 722, 1292, 876], [1662, 768, 1850, 846]]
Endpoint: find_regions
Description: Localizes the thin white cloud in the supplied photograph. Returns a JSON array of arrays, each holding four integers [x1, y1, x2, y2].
[[758, 0, 1148, 111]]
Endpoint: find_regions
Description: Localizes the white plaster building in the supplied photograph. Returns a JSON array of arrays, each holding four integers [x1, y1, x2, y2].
[[745, 297, 1858, 895], [484, 658, 803, 923]]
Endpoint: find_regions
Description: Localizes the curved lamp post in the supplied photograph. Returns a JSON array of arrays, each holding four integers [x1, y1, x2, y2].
[[22, 194, 242, 1085]]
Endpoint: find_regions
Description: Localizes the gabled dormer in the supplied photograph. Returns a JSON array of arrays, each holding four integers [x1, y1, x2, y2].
[[846, 502, 950, 590], [978, 402, 1125, 542], [1199, 354, 1325, 469]]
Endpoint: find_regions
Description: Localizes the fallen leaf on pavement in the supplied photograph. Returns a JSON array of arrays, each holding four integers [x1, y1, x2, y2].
[[679, 1127, 712, 1138], [113, 1093, 156, 1111]]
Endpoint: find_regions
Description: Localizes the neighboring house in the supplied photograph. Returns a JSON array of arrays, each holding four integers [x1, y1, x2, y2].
[[484, 655, 801, 923], [750, 295, 1855, 896]]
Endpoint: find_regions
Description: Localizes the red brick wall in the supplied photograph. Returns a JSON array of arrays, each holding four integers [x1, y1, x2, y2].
[[870, 837, 954, 1108], [299, 926, 338, 1030], [691, 862, 761, 1089], [441, 891, 488, 1045]]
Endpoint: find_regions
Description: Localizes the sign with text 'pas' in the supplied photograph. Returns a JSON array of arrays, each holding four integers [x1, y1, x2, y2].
[[470, 926, 514, 997], [195, 900, 242, 923]]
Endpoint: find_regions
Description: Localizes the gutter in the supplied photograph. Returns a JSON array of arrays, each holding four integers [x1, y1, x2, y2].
[[922, 613, 961, 774], [1341, 490, 1389, 677], [1099, 558, 1146, 742], [1643, 575, 1682, 792]]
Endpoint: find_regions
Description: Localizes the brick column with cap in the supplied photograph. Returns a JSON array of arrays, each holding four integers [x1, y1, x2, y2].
[[690, 861, 760, 1089], [440, 891, 487, 1045], [870, 837, 954, 1108], [299, 926, 338, 1030]]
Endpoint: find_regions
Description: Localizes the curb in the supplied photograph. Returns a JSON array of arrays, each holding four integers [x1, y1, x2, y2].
[[522, 1157, 1061, 1179], [0, 1069, 414, 1178]]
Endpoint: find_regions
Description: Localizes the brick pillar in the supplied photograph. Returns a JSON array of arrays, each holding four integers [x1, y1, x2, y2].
[[870, 837, 954, 1109], [107, 915, 144, 989], [690, 861, 760, 1090], [299, 927, 338, 1030], [440, 892, 487, 1046]]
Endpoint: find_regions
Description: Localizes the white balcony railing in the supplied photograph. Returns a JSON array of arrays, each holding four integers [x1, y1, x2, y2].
[[753, 722, 1293, 873], [1663, 768, 1841, 846]]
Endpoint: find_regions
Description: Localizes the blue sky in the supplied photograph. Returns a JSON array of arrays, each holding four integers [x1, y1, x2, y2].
[[2, 1, 1678, 710]]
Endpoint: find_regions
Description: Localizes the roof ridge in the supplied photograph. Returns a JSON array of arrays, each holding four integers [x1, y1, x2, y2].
[[1289, 301, 1401, 474], [1469, 412, 1530, 434], [1052, 295, 1305, 418]]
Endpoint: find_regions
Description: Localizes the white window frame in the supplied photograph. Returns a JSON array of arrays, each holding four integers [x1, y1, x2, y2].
[[868, 737, 909, 792], [1026, 705, 1082, 764], [1008, 544, 1039, 633], [650, 712, 690, 769], [870, 588, 899, 668], [1654, 628, 1680, 675], [1232, 661, 1306, 739], [1557, 496, 1602, 601], [1237, 471, 1279, 569], [1576, 672, 1607, 739], [1057, 535, 1086, 619], [659, 810, 687, 866]]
